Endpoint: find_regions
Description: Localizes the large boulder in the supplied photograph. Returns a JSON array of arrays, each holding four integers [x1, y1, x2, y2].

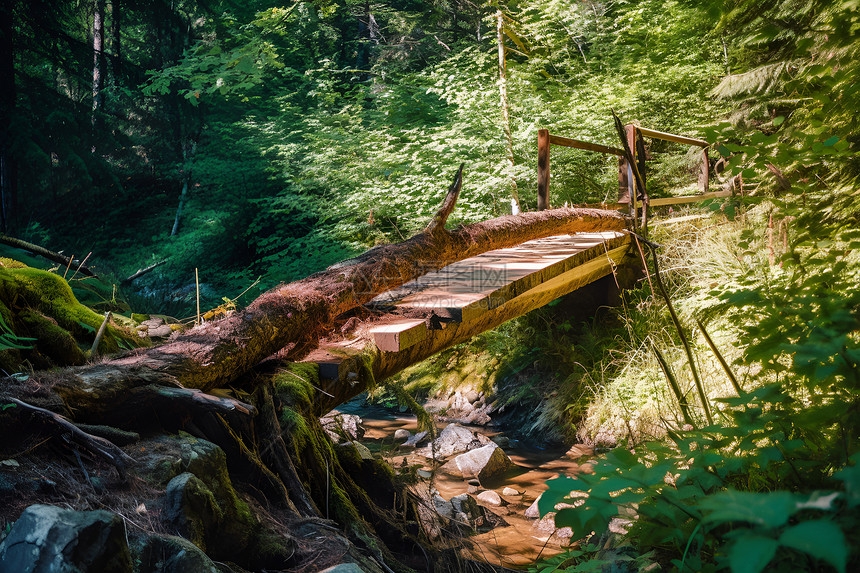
[[136, 435, 254, 558], [0, 504, 132, 573], [440, 443, 514, 481], [416, 424, 487, 459]]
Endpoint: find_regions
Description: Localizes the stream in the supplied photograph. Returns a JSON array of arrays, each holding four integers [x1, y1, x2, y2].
[[335, 401, 594, 569]]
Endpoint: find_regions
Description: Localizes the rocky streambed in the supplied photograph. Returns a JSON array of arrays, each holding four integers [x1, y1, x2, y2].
[[322, 401, 596, 569]]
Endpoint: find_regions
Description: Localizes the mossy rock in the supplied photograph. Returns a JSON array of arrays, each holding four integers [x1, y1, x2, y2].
[[0, 259, 144, 368], [136, 434, 255, 557]]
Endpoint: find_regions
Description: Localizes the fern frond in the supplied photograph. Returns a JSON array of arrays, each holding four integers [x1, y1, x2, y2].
[[710, 61, 794, 99]]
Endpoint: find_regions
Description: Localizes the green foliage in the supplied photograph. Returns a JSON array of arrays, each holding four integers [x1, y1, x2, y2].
[[535, 2, 860, 570], [0, 311, 35, 351]]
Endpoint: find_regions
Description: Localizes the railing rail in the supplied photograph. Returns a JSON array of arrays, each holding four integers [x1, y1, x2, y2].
[[537, 124, 716, 213], [537, 128, 624, 210]]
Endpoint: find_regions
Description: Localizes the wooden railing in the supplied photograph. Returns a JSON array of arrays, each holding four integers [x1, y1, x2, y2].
[[537, 124, 727, 213]]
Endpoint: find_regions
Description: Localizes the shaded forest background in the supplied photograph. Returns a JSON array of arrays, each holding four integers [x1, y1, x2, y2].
[[1, 0, 755, 314]]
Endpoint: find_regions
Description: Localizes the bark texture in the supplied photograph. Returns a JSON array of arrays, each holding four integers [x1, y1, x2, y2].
[[3, 192, 627, 421]]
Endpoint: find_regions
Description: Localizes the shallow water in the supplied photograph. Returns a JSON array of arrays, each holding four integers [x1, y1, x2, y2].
[[337, 403, 592, 569]]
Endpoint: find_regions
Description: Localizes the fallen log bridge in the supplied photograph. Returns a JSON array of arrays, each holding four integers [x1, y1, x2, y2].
[[11, 166, 631, 422]]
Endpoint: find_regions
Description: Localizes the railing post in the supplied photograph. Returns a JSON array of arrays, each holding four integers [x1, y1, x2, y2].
[[537, 128, 550, 211], [618, 158, 629, 203], [699, 147, 710, 193], [625, 124, 638, 218]]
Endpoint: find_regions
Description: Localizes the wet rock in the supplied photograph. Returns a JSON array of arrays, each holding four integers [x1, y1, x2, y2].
[[440, 443, 514, 481], [476, 491, 503, 506], [137, 535, 220, 573], [320, 413, 365, 444], [502, 487, 520, 497], [467, 484, 479, 494], [416, 423, 486, 458], [393, 429, 411, 441], [450, 493, 482, 523], [402, 431, 428, 447], [524, 496, 541, 518], [432, 492, 484, 526], [432, 493, 455, 520], [0, 504, 132, 573]]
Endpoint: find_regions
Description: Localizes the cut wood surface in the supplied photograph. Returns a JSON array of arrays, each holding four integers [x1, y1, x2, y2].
[[308, 238, 633, 413], [371, 231, 627, 323], [368, 319, 428, 353]]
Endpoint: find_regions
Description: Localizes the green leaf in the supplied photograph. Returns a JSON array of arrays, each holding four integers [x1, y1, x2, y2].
[[772, 116, 785, 126], [700, 490, 798, 527], [728, 535, 778, 573], [778, 521, 847, 573]]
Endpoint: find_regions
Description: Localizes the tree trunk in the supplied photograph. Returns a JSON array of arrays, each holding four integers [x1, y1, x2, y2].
[[0, 0, 16, 233], [355, 1, 378, 81], [4, 176, 627, 421], [110, 0, 121, 82], [496, 11, 520, 213], [92, 0, 106, 145], [170, 139, 196, 236]]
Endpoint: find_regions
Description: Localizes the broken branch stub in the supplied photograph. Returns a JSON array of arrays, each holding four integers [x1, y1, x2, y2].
[[425, 163, 465, 235]]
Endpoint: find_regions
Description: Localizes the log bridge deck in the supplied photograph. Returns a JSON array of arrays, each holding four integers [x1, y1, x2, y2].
[[301, 230, 631, 407]]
